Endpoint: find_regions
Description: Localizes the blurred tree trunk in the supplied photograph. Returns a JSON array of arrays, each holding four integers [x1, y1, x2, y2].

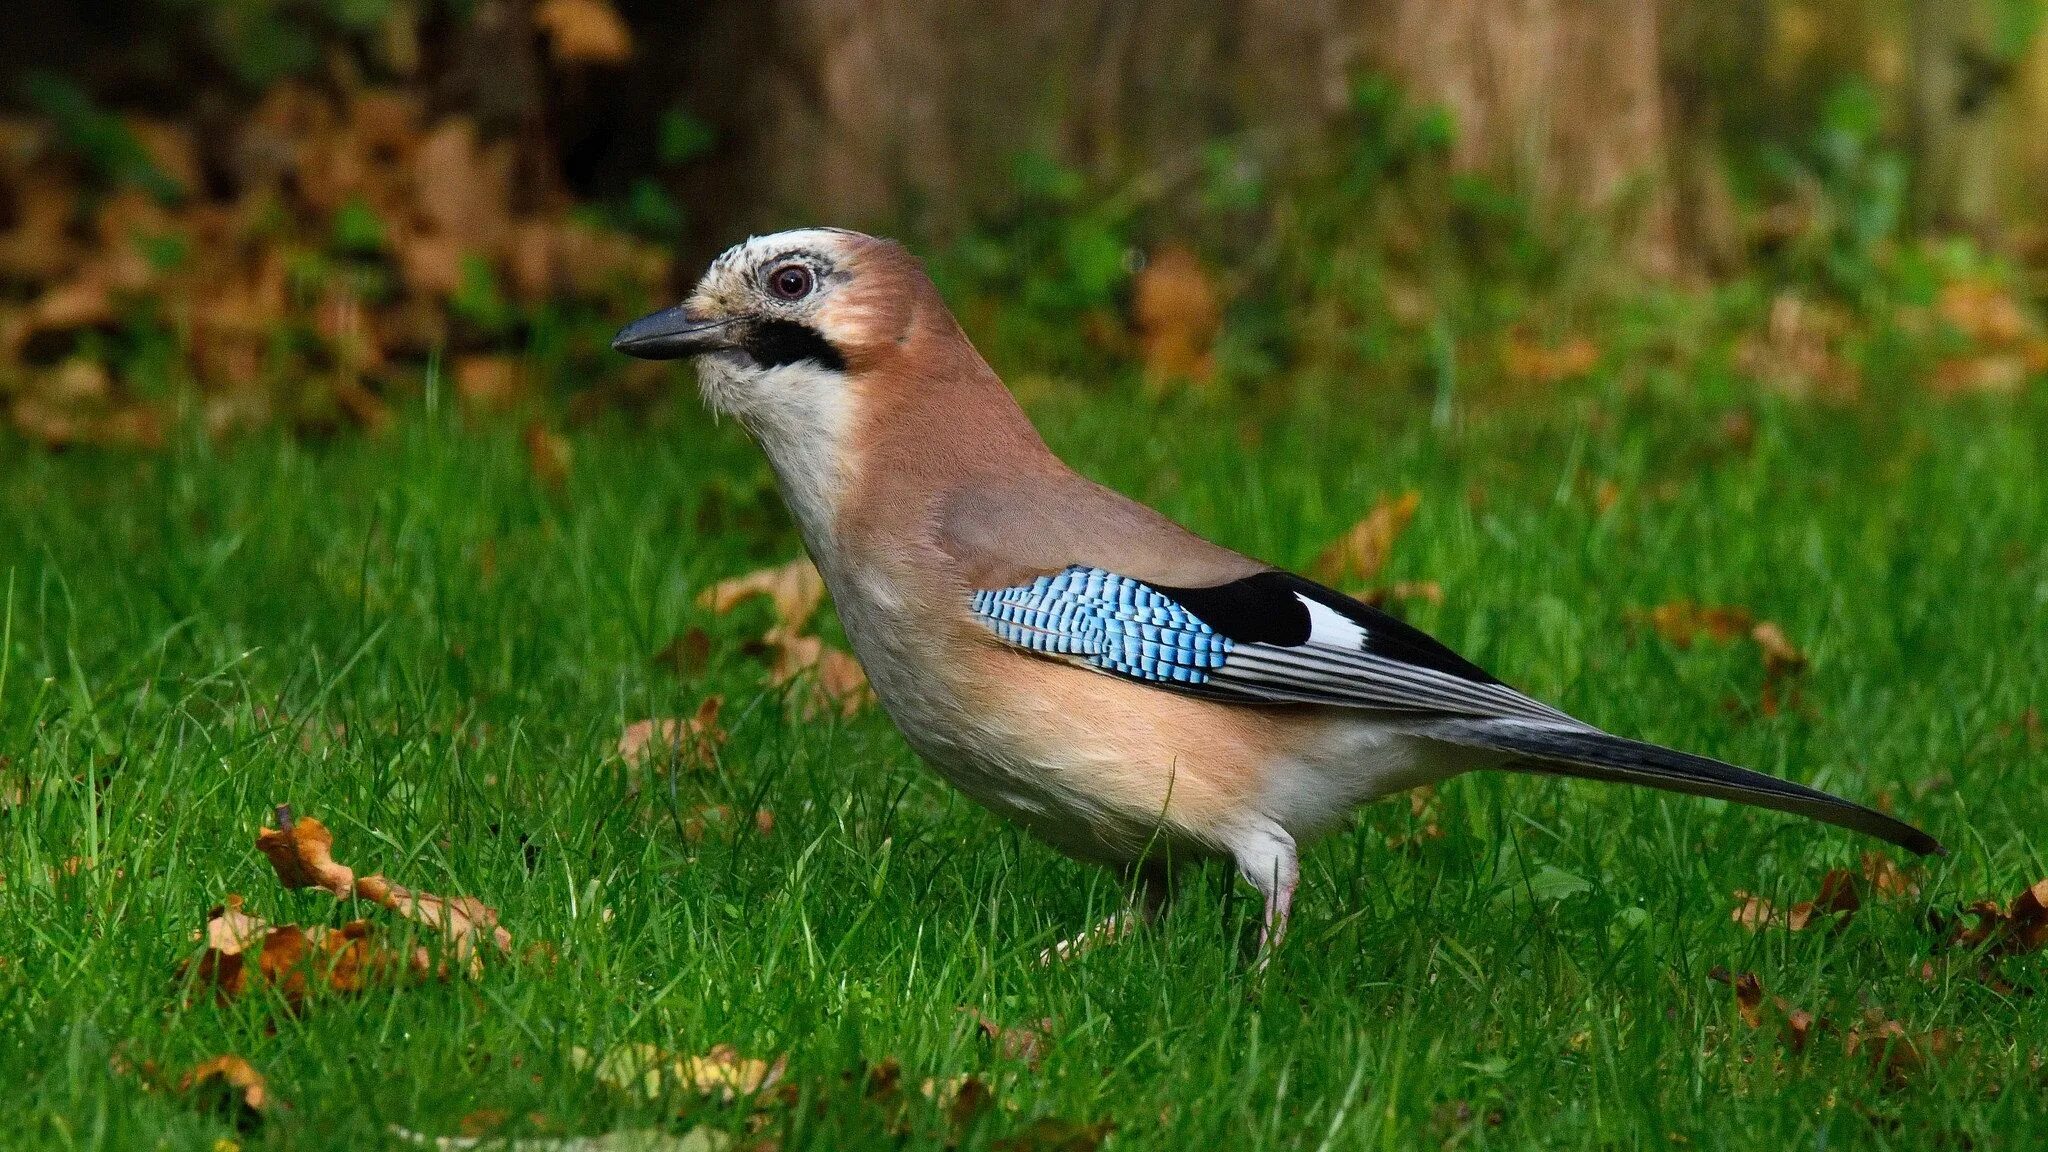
[[1360, 0, 1678, 273], [657, 0, 1677, 270], [1909, 0, 2006, 238]]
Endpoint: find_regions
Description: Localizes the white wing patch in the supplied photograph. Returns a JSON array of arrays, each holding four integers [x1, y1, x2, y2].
[[1300, 596, 1368, 650]]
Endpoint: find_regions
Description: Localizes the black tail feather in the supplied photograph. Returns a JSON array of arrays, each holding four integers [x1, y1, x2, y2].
[[1425, 719, 1944, 857]]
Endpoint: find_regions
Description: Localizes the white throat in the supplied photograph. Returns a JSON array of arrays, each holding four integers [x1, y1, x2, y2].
[[698, 355, 855, 556]]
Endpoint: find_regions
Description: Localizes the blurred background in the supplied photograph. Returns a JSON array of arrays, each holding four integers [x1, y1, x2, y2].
[[2, 0, 2045, 445]]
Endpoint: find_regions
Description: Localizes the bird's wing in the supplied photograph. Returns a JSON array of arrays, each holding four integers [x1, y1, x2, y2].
[[967, 564, 1580, 725], [964, 565, 1945, 855]]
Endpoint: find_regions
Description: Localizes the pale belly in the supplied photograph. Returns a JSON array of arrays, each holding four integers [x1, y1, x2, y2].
[[839, 588, 1481, 865]]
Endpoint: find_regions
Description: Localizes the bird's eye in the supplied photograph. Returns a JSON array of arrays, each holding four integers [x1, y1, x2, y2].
[[767, 264, 814, 300]]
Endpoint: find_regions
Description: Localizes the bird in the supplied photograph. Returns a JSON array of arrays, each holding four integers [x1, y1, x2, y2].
[[613, 227, 1943, 955]]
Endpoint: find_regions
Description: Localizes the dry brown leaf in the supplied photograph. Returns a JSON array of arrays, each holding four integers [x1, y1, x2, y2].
[[356, 877, 513, 965], [1778, 1003, 1819, 1054], [1729, 968, 1765, 1028], [1313, 491, 1421, 586], [393, 229, 466, 297], [965, 1009, 1054, 1067], [759, 627, 873, 719], [1131, 244, 1220, 387], [1709, 967, 1829, 1055], [1387, 784, 1446, 851], [1846, 1012, 1960, 1086], [1950, 877, 2048, 959], [1733, 870, 1861, 933], [1356, 580, 1444, 609], [525, 422, 573, 490], [1860, 852, 1922, 900], [1735, 294, 1861, 402], [255, 806, 512, 966], [1936, 278, 2030, 348], [1729, 891, 1778, 933], [534, 0, 636, 66], [1930, 354, 2030, 397], [455, 355, 527, 411], [698, 558, 825, 631], [192, 915, 431, 1008], [1626, 602, 1755, 648], [180, 1054, 270, 1119], [652, 628, 713, 678], [256, 813, 355, 897], [0, 172, 79, 281], [1500, 332, 1599, 386], [921, 1074, 996, 1130], [1782, 869, 1861, 932], [202, 895, 270, 955], [575, 1043, 784, 1102], [616, 697, 725, 768], [675, 1044, 784, 1100], [1749, 622, 1809, 679]]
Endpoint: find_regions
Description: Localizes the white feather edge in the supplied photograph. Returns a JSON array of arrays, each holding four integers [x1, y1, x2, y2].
[[1298, 595, 1369, 649]]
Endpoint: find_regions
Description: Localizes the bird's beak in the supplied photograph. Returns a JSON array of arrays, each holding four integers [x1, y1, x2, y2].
[[611, 306, 739, 360]]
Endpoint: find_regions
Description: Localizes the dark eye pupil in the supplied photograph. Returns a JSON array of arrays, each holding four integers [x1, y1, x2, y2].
[[772, 266, 811, 298]]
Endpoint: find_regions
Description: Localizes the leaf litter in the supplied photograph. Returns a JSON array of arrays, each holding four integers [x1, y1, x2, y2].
[[695, 557, 874, 719], [186, 805, 514, 1009], [1717, 857, 2048, 1087]]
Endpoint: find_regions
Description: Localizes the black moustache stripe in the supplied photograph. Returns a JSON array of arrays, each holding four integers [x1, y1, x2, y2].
[[743, 319, 847, 371]]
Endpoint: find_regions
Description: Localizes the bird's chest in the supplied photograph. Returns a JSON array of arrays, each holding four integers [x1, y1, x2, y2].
[[821, 555, 1136, 851]]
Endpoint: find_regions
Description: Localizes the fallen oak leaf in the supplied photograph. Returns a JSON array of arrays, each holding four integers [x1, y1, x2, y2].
[[673, 1043, 785, 1101], [1750, 621, 1809, 679], [617, 697, 725, 768], [1356, 580, 1445, 609], [1313, 491, 1421, 587], [180, 1054, 271, 1126], [202, 894, 269, 955], [699, 558, 825, 632], [651, 628, 713, 678], [1845, 1012, 1961, 1088], [921, 1074, 997, 1131], [1784, 869, 1862, 933], [533, 0, 635, 66], [257, 806, 512, 967], [1130, 243, 1221, 388], [1948, 878, 2048, 959], [1708, 965, 1766, 1028], [355, 877, 513, 970], [1860, 851, 1922, 900], [1777, 1001, 1820, 1054], [256, 811, 354, 897], [1729, 892, 1778, 933], [1625, 601, 1754, 648], [757, 627, 872, 719], [1500, 331, 1600, 386], [1708, 967, 1828, 1054], [573, 1043, 784, 1103], [964, 1008, 1054, 1067], [1732, 870, 1861, 933], [525, 422, 573, 490]]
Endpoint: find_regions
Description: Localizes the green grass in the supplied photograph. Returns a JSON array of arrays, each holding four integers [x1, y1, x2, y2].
[[2, 370, 2045, 1150]]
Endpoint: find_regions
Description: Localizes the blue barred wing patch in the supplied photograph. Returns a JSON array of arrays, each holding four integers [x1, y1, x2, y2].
[[970, 567, 1233, 684]]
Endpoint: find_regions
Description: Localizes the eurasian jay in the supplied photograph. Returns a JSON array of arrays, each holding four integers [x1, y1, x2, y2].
[[614, 228, 1941, 952]]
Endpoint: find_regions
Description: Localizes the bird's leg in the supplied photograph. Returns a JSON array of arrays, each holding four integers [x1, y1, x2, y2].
[[1037, 861, 1175, 965], [1232, 821, 1299, 957]]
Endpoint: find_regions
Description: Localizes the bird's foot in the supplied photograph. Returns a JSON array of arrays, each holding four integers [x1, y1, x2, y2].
[[1036, 909, 1142, 966]]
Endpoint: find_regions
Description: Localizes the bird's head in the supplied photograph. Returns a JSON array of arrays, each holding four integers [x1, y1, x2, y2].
[[612, 228, 924, 425]]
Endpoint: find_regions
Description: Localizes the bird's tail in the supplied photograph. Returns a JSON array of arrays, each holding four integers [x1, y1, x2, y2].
[[1422, 718, 1944, 857]]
